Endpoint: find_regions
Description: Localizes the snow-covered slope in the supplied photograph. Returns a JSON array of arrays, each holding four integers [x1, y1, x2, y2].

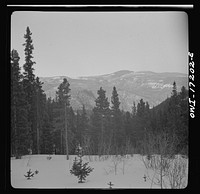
[[40, 70, 188, 111]]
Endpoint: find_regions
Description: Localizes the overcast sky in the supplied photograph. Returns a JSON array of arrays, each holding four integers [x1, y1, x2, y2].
[[11, 11, 188, 78]]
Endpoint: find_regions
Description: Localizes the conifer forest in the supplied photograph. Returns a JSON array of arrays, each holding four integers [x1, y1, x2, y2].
[[11, 27, 188, 159]]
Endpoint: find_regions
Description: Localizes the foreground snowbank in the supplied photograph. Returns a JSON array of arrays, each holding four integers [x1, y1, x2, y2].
[[10, 154, 188, 189]]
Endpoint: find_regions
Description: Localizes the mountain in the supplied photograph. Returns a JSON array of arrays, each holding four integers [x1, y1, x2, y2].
[[39, 70, 188, 111]]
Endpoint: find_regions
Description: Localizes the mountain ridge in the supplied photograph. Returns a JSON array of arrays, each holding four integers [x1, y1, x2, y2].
[[40, 70, 188, 111]]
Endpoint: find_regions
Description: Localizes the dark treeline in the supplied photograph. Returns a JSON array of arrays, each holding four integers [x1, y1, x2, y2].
[[11, 27, 188, 158]]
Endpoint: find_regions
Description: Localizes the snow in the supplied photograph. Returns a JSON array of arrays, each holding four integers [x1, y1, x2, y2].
[[10, 154, 188, 189], [78, 77, 89, 80], [52, 76, 61, 80], [141, 82, 173, 89]]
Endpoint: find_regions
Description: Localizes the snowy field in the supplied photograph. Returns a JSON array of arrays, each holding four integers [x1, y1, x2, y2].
[[10, 154, 188, 189]]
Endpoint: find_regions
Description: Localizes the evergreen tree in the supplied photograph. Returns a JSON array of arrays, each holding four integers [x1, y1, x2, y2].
[[177, 86, 188, 154], [111, 86, 120, 114], [133, 99, 151, 150], [67, 107, 77, 154], [123, 111, 132, 145], [22, 26, 37, 153], [56, 78, 71, 106], [171, 81, 178, 97], [80, 105, 89, 142], [137, 99, 146, 118], [11, 49, 21, 156], [132, 101, 137, 117], [70, 144, 93, 183], [22, 26, 36, 100], [55, 78, 71, 157], [34, 76, 47, 154], [167, 82, 180, 141], [91, 87, 110, 155], [179, 86, 188, 126], [53, 98, 65, 154], [23, 27, 35, 82], [93, 87, 110, 115], [110, 86, 123, 153], [144, 101, 151, 129], [150, 83, 188, 155], [76, 105, 89, 147], [11, 50, 29, 156], [40, 98, 54, 154]]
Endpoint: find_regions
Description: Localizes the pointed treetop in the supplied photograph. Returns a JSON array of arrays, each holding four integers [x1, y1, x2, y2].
[[56, 78, 71, 105], [111, 86, 120, 113], [171, 81, 177, 97], [23, 26, 35, 83], [11, 49, 20, 62], [94, 87, 110, 115]]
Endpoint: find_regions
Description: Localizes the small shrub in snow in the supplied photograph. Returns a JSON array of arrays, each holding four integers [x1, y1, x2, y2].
[[24, 169, 34, 180], [107, 181, 114, 189], [166, 156, 188, 189], [47, 155, 52, 160], [70, 144, 94, 183]]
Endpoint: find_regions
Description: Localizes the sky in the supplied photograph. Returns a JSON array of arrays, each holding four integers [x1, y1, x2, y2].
[[11, 11, 188, 78]]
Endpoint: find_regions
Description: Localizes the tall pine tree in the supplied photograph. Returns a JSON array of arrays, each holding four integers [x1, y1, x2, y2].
[[55, 78, 71, 158], [34, 76, 47, 154], [22, 26, 37, 153], [11, 50, 29, 157], [40, 98, 54, 154], [75, 105, 89, 148], [110, 86, 123, 153], [91, 87, 110, 155]]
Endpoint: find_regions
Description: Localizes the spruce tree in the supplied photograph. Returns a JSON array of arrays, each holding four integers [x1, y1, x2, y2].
[[40, 98, 54, 154], [23, 26, 36, 97], [70, 144, 93, 183], [67, 107, 76, 154], [177, 86, 188, 154], [55, 78, 71, 158], [56, 78, 71, 106], [11, 50, 29, 157], [34, 76, 47, 154], [134, 99, 149, 146], [75, 106, 89, 148], [132, 101, 137, 117], [94, 87, 110, 115], [91, 87, 110, 155], [53, 98, 65, 154], [166, 82, 181, 152], [123, 111, 132, 147], [40, 115, 53, 154], [171, 81, 178, 97], [11, 49, 21, 156], [137, 99, 146, 118], [110, 86, 123, 153], [111, 86, 120, 114], [22, 26, 37, 153]]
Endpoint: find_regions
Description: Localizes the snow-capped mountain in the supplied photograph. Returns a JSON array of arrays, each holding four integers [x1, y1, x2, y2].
[[40, 70, 188, 111]]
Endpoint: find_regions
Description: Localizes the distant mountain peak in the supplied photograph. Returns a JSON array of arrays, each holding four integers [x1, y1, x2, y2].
[[114, 70, 133, 74]]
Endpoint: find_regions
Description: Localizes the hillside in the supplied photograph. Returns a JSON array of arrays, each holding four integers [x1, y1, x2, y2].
[[40, 70, 188, 111]]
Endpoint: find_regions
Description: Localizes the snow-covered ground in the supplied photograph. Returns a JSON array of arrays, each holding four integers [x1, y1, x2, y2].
[[10, 154, 188, 189]]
